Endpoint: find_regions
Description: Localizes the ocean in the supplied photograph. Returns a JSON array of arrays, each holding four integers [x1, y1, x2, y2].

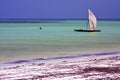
[[0, 20, 120, 62]]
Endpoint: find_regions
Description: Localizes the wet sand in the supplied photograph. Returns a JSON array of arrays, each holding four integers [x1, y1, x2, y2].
[[0, 47, 120, 63]]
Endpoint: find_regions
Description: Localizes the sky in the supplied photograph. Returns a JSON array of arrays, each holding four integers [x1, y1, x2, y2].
[[0, 0, 120, 19]]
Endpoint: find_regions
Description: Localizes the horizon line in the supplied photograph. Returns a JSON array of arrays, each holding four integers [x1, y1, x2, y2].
[[0, 18, 120, 23], [0, 18, 120, 20]]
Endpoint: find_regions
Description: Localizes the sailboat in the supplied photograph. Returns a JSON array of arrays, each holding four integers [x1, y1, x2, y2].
[[74, 9, 101, 32]]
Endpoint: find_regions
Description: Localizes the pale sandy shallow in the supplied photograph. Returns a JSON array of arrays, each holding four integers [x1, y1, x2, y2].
[[0, 51, 120, 80], [0, 47, 120, 63]]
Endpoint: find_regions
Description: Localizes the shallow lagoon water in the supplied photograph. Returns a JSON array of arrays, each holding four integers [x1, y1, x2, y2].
[[0, 20, 120, 62]]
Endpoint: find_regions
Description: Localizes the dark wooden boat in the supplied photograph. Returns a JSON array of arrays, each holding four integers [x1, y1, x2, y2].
[[74, 29, 101, 32], [74, 9, 101, 32]]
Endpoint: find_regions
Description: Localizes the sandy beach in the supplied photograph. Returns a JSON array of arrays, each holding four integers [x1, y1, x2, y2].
[[0, 51, 120, 80]]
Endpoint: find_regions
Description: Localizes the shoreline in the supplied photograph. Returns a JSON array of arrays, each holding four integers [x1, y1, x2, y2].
[[1, 50, 119, 64], [0, 51, 120, 80]]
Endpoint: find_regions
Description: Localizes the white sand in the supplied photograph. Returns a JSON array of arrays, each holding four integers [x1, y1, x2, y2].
[[0, 51, 120, 80]]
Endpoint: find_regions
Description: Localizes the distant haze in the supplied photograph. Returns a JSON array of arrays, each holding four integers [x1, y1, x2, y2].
[[0, 0, 120, 20]]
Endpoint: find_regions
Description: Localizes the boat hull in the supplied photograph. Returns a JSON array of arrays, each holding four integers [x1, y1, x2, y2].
[[74, 29, 101, 32]]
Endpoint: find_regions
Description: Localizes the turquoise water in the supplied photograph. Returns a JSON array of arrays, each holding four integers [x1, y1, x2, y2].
[[0, 20, 120, 61]]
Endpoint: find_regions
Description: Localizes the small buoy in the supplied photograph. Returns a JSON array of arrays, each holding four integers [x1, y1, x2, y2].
[[40, 27, 42, 30]]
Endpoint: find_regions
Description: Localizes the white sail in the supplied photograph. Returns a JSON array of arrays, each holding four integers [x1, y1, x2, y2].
[[88, 9, 97, 30]]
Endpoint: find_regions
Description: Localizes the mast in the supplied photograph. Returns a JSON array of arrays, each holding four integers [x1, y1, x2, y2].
[[86, 20, 89, 30]]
